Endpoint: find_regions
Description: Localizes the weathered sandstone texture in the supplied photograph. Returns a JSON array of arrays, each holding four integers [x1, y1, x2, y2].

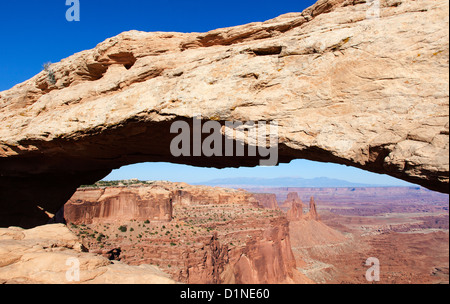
[[0, 224, 177, 284], [64, 185, 173, 224], [0, 0, 448, 227]]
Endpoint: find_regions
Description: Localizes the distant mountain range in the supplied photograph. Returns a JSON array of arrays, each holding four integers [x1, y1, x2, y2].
[[193, 177, 399, 188]]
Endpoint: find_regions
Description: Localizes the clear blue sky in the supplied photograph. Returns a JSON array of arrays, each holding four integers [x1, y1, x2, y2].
[[0, 0, 317, 91], [0, 0, 412, 186], [104, 160, 413, 186]]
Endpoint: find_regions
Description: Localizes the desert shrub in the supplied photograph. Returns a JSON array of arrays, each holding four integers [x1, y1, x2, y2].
[[42, 62, 56, 85]]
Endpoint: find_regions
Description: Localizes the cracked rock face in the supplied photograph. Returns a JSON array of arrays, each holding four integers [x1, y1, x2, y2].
[[0, 0, 448, 227]]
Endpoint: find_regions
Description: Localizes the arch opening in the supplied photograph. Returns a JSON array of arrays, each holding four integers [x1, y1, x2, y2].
[[0, 116, 448, 228], [58, 160, 449, 284]]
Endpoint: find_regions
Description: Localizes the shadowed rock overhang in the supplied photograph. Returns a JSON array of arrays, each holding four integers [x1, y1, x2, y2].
[[0, 0, 448, 228]]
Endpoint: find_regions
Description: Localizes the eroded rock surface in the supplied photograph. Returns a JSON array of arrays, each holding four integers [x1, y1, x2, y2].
[[251, 193, 280, 210], [63, 182, 265, 224], [64, 185, 174, 224], [0, 0, 448, 227], [305, 197, 320, 221], [63, 182, 310, 284], [0, 224, 177, 284]]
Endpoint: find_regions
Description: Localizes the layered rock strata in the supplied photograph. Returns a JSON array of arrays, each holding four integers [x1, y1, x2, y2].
[[64, 185, 173, 224], [64, 182, 310, 284]]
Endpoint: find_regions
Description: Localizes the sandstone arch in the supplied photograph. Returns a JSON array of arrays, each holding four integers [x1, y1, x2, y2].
[[0, 0, 448, 227]]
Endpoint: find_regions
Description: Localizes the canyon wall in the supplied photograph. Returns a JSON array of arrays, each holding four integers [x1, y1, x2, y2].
[[64, 182, 306, 284], [178, 217, 301, 284], [64, 185, 173, 224], [63, 182, 267, 224], [225, 216, 300, 284]]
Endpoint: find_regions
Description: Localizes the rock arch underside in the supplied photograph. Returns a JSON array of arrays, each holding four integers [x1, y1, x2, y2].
[[0, 0, 448, 228]]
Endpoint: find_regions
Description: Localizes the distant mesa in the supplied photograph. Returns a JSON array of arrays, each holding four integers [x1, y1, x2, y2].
[[63, 181, 265, 225], [196, 177, 400, 188], [64, 185, 174, 225], [251, 193, 280, 210]]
